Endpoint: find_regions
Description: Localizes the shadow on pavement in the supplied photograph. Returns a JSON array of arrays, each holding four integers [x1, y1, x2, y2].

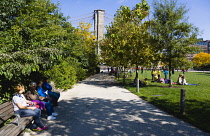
[[37, 97, 208, 136]]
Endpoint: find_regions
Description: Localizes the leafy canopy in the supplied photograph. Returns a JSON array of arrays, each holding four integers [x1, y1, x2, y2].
[[101, 0, 153, 68], [151, 0, 199, 85]]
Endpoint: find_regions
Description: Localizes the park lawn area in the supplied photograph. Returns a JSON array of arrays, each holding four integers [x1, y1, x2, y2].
[[118, 70, 210, 133]]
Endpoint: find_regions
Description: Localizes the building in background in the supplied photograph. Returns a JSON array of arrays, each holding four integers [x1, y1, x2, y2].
[[196, 39, 210, 53], [186, 38, 210, 61]]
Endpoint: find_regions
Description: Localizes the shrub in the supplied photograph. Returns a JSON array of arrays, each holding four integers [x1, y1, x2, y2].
[[75, 67, 87, 81], [45, 61, 77, 90], [65, 57, 88, 81], [0, 92, 11, 104]]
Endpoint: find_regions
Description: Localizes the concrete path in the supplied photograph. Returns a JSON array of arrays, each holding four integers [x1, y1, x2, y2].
[[21, 73, 209, 136]]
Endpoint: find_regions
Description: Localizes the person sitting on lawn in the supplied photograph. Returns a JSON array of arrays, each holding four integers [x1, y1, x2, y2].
[[143, 78, 148, 85], [133, 77, 145, 86], [158, 78, 165, 83], [177, 74, 183, 85], [164, 78, 170, 84], [182, 76, 188, 85]]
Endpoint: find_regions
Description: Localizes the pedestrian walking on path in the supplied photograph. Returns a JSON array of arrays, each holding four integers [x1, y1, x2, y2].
[[21, 73, 209, 136]]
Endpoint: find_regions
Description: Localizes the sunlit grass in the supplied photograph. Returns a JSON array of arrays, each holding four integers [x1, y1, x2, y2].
[[118, 70, 210, 133]]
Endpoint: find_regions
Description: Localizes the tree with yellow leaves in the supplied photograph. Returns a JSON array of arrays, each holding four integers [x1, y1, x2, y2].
[[193, 52, 210, 67], [74, 22, 96, 53], [73, 22, 99, 74]]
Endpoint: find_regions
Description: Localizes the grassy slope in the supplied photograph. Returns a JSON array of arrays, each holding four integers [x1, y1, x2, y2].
[[119, 70, 210, 133]]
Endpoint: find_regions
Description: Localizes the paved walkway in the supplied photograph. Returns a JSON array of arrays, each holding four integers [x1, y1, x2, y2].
[[21, 73, 209, 136]]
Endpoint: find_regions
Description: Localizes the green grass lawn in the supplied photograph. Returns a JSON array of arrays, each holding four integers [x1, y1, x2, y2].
[[118, 70, 210, 133]]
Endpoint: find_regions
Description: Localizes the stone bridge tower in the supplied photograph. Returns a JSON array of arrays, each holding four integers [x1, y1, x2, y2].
[[94, 9, 105, 55]]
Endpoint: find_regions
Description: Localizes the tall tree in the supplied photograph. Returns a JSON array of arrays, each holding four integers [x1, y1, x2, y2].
[[101, 0, 153, 91], [0, 0, 67, 91], [151, 0, 199, 86]]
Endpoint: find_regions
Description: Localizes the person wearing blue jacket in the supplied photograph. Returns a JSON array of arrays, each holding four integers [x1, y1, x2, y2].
[[42, 77, 60, 106], [37, 81, 59, 107]]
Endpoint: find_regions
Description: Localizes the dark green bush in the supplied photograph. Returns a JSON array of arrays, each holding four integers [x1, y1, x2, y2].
[[0, 92, 12, 104], [65, 57, 88, 81], [45, 61, 77, 90], [75, 67, 87, 81]]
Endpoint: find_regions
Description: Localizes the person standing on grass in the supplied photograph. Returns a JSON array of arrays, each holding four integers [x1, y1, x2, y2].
[[164, 69, 168, 79], [151, 69, 157, 81], [12, 83, 48, 131], [157, 69, 161, 80]]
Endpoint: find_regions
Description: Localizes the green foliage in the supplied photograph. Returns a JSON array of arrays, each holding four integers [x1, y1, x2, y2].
[[0, 92, 11, 104], [64, 57, 87, 81], [44, 61, 77, 90], [0, 0, 65, 83], [151, 0, 200, 85], [101, 0, 152, 70], [194, 64, 210, 71], [0, 0, 98, 99], [0, 0, 99, 95], [72, 22, 99, 75], [0, 0, 22, 31], [76, 67, 87, 81], [171, 57, 193, 70]]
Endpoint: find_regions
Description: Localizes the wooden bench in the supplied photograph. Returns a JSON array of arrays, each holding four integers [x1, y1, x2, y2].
[[0, 101, 33, 136]]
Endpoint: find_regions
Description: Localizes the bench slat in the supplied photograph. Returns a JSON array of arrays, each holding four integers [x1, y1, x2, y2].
[[0, 101, 33, 136], [0, 101, 12, 108], [0, 116, 33, 136], [0, 101, 13, 113], [0, 101, 14, 125]]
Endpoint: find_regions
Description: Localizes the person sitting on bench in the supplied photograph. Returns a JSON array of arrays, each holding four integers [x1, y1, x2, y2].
[[42, 77, 60, 106], [25, 82, 58, 120], [12, 83, 48, 131]]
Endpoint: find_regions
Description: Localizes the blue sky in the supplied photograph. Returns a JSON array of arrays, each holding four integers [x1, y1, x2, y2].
[[51, 0, 210, 40]]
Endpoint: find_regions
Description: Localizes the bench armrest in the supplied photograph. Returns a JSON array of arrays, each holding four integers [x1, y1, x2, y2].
[[0, 114, 20, 126]]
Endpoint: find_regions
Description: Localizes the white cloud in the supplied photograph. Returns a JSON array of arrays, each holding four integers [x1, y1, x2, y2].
[[118, 0, 128, 3]]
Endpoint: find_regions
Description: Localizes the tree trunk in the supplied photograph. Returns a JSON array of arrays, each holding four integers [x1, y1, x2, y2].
[[123, 66, 126, 85], [169, 53, 173, 87], [117, 67, 120, 80], [136, 63, 139, 92]]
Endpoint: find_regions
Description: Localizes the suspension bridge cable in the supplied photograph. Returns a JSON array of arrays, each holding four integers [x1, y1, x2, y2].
[[69, 12, 94, 19], [71, 18, 92, 23], [70, 18, 94, 25], [104, 20, 112, 24], [104, 16, 113, 21], [69, 16, 94, 22], [104, 13, 114, 17]]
